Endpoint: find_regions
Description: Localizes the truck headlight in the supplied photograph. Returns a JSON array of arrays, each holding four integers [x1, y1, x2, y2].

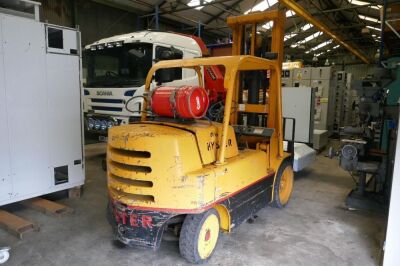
[[100, 120, 107, 131], [94, 120, 101, 130], [88, 118, 95, 129]]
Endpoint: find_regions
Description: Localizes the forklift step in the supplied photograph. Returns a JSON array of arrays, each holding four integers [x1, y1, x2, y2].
[[0, 210, 39, 239]]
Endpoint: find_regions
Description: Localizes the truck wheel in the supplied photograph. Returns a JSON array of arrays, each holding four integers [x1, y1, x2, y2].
[[271, 160, 294, 208], [179, 209, 220, 264], [101, 158, 107, 171]]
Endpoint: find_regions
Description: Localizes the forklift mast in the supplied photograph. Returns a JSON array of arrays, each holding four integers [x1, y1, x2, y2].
[[227, 11, 285, 160]]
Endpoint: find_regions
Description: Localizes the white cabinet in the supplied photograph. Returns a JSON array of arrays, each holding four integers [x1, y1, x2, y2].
[[0, 13, 84, 206]]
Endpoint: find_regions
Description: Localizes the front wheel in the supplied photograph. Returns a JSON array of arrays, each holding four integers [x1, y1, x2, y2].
[[271, 160, 294, 208], [179, 209, 220, 264]]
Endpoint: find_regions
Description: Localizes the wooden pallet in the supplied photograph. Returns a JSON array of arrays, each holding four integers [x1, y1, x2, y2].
[[21, 198, 73, 217], [68, 186, 83, 199], [0, 210, 39, 239]]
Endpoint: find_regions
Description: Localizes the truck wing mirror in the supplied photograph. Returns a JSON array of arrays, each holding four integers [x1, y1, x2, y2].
[[155, 68, 174, 85], [158, 50, 175, 60]]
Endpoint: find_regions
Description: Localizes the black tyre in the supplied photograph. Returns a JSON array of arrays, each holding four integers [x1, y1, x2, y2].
[[179, 209, 220, 264], [270, 160, 294, 208], [106, 201, 116, 226], [101, 158, 107, 171]]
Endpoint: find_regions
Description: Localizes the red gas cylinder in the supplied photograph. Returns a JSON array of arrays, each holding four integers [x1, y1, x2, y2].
[[150, 86, 209, 119]]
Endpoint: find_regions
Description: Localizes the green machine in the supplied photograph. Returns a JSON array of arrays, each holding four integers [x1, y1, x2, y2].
[[329, 58, 400, 211], [381, 57, 400, 152], [385, 57, 400, 106]]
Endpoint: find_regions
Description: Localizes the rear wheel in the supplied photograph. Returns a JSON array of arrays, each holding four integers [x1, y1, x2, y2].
[[271, 160, 294, 208], [179, 209, 220, 264]]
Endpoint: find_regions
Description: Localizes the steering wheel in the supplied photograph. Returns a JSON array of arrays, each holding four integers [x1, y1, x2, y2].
[[105, 71, 118, 77]]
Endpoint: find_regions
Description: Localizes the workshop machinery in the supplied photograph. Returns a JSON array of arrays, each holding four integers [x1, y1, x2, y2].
[[107, 10, 293, 263], [342, 73, 359, 126], [333, 71, 346, 134], [330, 60, 399, 211]]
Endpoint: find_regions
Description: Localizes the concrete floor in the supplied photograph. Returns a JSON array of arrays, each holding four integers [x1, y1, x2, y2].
[[1, 143, 387, 266]]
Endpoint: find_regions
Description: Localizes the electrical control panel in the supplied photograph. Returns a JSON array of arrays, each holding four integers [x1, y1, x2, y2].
[[0, 9, 85, 206]]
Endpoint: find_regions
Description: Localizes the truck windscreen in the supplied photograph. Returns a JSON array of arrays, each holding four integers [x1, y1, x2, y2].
[[85, 43, 153, 88]]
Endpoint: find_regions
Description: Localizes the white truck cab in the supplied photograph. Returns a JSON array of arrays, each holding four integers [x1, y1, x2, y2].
[[83, 31, 206, 135]]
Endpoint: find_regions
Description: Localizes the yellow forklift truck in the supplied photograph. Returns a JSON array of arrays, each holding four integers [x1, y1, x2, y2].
[[107, 10, 294, 263]]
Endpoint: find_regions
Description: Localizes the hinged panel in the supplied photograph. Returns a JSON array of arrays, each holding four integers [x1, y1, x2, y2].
[[2, 14, 52, 197], [0, 15, 12, 201]]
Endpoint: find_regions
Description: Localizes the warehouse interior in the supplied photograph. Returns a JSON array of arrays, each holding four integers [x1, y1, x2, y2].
[[0, 0, 399, 265]]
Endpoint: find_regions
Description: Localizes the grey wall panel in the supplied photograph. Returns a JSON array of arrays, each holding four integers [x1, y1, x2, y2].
[[344, 64, 374, 80]]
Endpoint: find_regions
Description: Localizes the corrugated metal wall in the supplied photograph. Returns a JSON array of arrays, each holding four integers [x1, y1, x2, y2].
[[37, 0, 140, 46], [40, 0, 73, 27], [35, 0, 214, 46], [344, 64, 380, 80], [76, 0, 139, 46]]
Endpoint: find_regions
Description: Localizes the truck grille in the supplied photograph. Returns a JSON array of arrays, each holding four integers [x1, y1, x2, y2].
[[108, 147, 155, 203], [92, 106, 123, 112], [91, 98, 123, 104]]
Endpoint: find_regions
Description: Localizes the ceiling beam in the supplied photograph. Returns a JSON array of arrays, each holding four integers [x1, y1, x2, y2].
[[204, 0, 245, 24], [90, 0, 223, 40], [279, 0, 371, 64], [142, 0, 237, 16], [210, 1, 242, 16]]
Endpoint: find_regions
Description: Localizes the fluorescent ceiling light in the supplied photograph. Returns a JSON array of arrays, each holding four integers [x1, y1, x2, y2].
[[284, 33, 297, 41], [315, 52, 324, 57], [358, 14, 380, 23], [367, 25, 381, 31], [262, 21, 274, 30], [286, 10, 295, 17], [291, 31, 323, 48], [284, 23, 313, 43], [333, 45, 340, 49], [187, 0, 213, 10], [245, 0, 278, 14], [301, 23, 313, 31], [309, 39, 333, 51], [299, 31, 323, 44], [348, 0, 382, 10]]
